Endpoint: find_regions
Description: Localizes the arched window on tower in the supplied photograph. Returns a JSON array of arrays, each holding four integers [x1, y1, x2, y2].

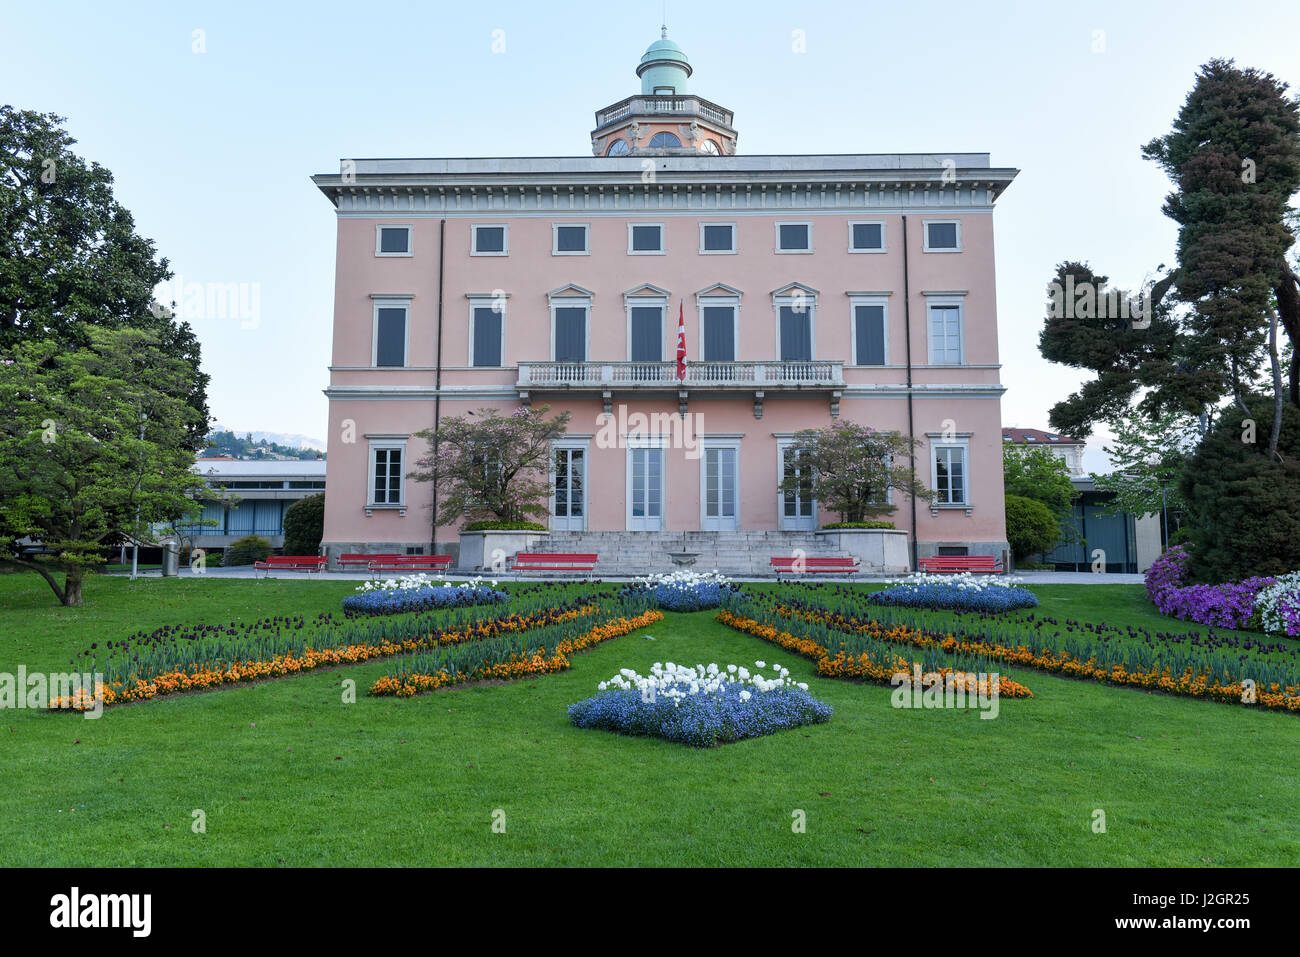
[[648, 131, 681, 148]]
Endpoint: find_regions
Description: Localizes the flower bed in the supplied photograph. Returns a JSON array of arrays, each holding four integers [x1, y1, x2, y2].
[[868, 573, 1037, 613], [620, 569, 740, 612], [1144, 546, 1276, 630], [368, 609, 663, 697], [567, 660, 832, 747], [343, 576, 510, 616], [1256, 572, 1300, 637]]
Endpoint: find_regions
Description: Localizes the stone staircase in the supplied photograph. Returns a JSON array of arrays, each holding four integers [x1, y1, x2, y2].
[[541, 530, 850, 577]]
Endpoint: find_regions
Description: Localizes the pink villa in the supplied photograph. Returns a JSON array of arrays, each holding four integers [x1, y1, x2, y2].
[[311, 31, 1018, 574]]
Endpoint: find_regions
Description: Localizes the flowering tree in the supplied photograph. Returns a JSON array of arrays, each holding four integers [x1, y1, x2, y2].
[[409, 406, 571, 526], [778, 423, 927, 523]]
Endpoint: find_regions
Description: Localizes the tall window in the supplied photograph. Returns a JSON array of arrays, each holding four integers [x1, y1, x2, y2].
[[778, 303, 813, 361], [370, 443, 405, 506], [373, 301, 408, 367], [701, 304, 736, 361], [628, 304, 664, 362], [553, 304, 587, 362], [927, 301, 963, 365], [932, 444, 968, 506], [469, 301, 503, 367], [853, 300, 887, 365]]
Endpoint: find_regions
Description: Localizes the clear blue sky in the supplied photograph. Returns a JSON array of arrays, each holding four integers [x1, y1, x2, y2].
[[3, 0, 1297, 469]]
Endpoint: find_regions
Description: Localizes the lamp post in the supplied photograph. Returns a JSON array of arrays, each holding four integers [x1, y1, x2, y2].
[[130, 413, 146, 580]]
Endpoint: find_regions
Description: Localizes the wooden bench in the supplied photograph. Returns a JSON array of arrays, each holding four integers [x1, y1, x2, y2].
[[770, 556, 860, 578], [253, 555, 327, 577], [336, 553, 405, 571], [917, 555, 1004, 574], [509, 552, 599, 575], [366, 555, 454, 573]]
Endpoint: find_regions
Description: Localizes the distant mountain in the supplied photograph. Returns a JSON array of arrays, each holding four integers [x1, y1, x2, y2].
[[201, 428, 326, 461]]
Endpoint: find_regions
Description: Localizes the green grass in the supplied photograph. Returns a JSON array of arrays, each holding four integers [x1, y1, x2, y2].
[[1, 571, 1297, 866]]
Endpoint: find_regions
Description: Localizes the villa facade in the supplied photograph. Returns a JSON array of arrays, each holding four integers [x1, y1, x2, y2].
[[312, 32, 1018, 570]]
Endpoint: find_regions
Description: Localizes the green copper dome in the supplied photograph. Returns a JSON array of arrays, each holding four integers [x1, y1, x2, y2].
[[637, 31, 692, 94]]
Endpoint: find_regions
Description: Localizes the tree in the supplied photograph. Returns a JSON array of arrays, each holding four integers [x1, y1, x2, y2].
[[282, 494, 325, 555], [1092, 410, 1199, 520], [1038, 61, 1300, 443], [0, 107, 210, 448], [1002, 444, 1077, 516], [1178, 397, 1300, 581], [408, 406, 571, 526], [0, 326, 207, 605], [1004, 495, 1060, 562], [778, 422, 927, 524]]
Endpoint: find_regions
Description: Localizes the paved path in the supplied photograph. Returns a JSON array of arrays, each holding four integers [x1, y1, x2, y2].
[[107, 568, 1145, 585]]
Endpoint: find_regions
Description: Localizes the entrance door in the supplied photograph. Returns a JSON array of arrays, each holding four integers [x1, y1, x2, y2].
[[702, 447, 738, 531], [628, 446, 664, 531], [780, 445, 815, 530], [551, 446, 586, 530]]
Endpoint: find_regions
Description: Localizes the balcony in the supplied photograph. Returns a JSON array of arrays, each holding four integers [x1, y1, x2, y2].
[[593, 95, 735, 131], [517, 360, 844, 419]]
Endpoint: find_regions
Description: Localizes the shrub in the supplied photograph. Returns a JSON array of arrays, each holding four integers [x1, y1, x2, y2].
[[821, 521, 895, 530], [282, 493, 324, 555], [463, 520, 548, 532], [220, 535, 272, 566], [568, 661, 832, 747], [1004, 494, 1061, 561], [868, 573, 1038, 613]]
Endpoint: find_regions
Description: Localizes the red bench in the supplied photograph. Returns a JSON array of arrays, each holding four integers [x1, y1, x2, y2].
[[770, 556, 860, 578], [509, 552, 598, 575], [253, 555, 327, 576], [366, 555, 454, 573], [917, 555, 1004, 574], [337, 552, 406, 570]]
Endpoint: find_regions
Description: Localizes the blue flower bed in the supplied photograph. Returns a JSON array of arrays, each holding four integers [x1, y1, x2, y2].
[[567, 684, 832, 747], [619, 581, 741, 612], [342, 584, 509, 616], [868, 582, 1038, 613]]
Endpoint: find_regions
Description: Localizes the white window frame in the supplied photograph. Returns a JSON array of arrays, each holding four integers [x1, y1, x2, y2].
[[772, 293, 817, 360], [371, 298, 410, 368], [699, 221, 737, 254], [849, 294, 890, 366], [470, 223, 508, 257], [467, 295, 507, 368], [775, 435, 817, 530], [625, 433, 666, 531], [847, 219, 886, 253], [922, 219, 962, 253], [375, 224, 413, 257], [548, 296, 592, 362], [699, 437, 742, 530], [367, 438, 408, 509], [549, 437, 590, 531], [627, 222, 666, 255], [624, 294, 669, 362], [925, 295, 965, 365], [929, 437, 971, 508], [552, 222, 591, 256], [775, 220, 813, 254], [696, 295, 740, 361]]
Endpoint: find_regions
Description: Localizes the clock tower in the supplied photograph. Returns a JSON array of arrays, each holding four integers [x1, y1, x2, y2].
[[591, 28, 738, 157]]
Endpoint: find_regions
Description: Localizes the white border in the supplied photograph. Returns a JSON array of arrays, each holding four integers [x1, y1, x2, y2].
[[467, 296, 506, 367], [922, 218, 962, 252], [375, 224, 413, 257], [470, 223, 508, 256], [774, 220, 813, 254], [367, 438, 408, 507], [699, 221, 737, 254], [849, 295, 890, 366], [925, 296, 965, 365], [847, 219, 886, 253], [371, 298, 409, 368], [552, 222, 591, 256], [627, 222, 666, 255]]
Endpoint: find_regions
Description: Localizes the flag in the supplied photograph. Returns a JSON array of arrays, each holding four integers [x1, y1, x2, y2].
[[675, 301, 687, 380]]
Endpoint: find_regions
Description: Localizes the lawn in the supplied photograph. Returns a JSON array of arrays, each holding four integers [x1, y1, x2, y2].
[[1, 571, 1297, 866]]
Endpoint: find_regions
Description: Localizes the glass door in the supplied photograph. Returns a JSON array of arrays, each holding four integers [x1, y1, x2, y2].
[[551, 447, 586, 530], [628, 446, 664, 531], [703, 447, 738, 531], [780, 445, 815, 530]]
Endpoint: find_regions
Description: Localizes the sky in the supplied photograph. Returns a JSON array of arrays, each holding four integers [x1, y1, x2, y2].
[[3, 0, 1298, 471]]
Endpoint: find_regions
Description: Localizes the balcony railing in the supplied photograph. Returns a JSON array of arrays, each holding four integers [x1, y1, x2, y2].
[[594, 95, 735, 130], [517, 360, 844, 389]]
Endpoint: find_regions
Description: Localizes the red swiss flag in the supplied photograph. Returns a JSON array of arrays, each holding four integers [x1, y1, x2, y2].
[[675, 301, 687, 380]]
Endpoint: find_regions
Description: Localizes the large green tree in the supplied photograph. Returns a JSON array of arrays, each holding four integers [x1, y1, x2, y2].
[[0, 326, 207, 605], [778, 423, 927, 524], [1092, 410, 1199, 520], [1039, 60, 1300, 444], [0, 106, 209, 448]]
